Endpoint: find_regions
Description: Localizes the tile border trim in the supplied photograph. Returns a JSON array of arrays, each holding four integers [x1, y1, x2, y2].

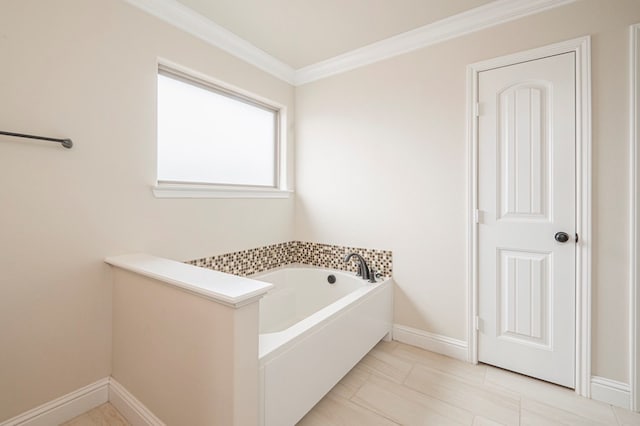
[[186, 241, 393, 278]]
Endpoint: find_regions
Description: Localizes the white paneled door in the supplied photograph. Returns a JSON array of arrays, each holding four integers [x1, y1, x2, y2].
[[477, 52, 576, 388]]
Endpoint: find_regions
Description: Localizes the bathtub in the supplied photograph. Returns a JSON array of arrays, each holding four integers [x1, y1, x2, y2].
[[254, 266, 393, 426]]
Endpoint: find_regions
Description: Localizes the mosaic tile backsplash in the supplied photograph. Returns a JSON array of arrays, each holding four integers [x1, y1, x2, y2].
[[186, 241, 393, 278]]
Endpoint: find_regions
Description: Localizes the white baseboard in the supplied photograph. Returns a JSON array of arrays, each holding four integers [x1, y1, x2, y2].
[[0, 378, 164, 426], [393, 324, 468, 362], [0, 378, 109, 426], [109, 378, 165, 426], [591, 376, 631, 409]]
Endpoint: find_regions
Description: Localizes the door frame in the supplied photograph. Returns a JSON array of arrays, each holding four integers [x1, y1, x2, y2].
[[630, 23, 640, 412], [466, 36, 592, 397]]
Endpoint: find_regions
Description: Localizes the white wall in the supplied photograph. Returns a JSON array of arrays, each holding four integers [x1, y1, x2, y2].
[[295, 0, 640, 384], [0, 0, 294, 421]]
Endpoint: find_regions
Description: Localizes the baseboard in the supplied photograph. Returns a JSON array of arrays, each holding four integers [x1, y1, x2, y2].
[[392, 324, 468, 361], [0, 378, 109, 426], [0, 378, 164, 426], [108, 378, 165, 426], [591, 376, 631, 409]]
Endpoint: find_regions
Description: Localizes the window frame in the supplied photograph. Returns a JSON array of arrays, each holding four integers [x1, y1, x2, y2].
[[153, 62, 290, 199]]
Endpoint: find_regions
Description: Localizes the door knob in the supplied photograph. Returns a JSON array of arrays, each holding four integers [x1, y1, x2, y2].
[[555, 232, 570, 243]]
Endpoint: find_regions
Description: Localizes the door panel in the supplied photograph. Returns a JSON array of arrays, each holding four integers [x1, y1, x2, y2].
[[478, 52, 576, 388], [498, 82, 550, 220], [498, 249, 551, 349]]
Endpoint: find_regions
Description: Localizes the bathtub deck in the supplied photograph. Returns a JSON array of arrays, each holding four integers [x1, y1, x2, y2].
[[297, 340, 640, 426]]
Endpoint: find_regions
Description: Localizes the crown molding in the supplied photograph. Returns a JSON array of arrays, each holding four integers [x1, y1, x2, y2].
[[123, 0, 296, 84], [124, 0, 576, 86], [294, 0, 577, 85]]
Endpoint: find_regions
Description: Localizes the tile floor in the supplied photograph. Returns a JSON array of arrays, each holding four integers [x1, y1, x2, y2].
[[297, 340, 640, 426], [63, 340, 640, 425], [61, 403, 129, 425]]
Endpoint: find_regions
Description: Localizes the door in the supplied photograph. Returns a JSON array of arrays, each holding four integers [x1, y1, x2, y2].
[[477, 52, 576, 388]]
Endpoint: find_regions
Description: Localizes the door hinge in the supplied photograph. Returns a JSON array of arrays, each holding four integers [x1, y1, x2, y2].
[[474, 316, 480, 331], [575, 233, 579, 243], [474, 209, 480, 224], [474, 102, 480, 117]]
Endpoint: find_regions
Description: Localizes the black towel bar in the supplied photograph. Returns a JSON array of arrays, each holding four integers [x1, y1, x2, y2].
[[0, 130, 73, 149]]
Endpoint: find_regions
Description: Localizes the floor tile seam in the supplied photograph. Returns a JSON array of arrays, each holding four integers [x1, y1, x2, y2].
[[400, 374, 482, 416], [479, 381, 524, 402], [367, 351, 415, 374], [519, 390, 614, 414], [410, 391, 479, 424], [610, 404, 622, 426], [360, 361, 409, 384], [384, 350, 424, 368], [398, 368, 411, 384], [343, 371, 370, 397], [354, 391, 477, 426], [362, 372, 480, 424], [329, 385, 356, 400], [409, 362, 491, 388], [346, 395, 403, 426], [367, 370, 402, 384], [388, 353, 464, 373], [402, 373, 523, 425], [519, 396, 620, 426], [394, 349, 487, 379], [411, 362, 521, 401], [401, 363, 419, 386], [480, 366, 489, 385]]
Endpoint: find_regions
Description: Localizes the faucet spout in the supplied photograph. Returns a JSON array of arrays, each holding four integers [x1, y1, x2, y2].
[[344, 252, 371, 280]]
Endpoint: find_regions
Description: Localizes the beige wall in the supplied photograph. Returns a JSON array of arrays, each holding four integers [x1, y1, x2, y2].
[[295, 0, 640, 383], [3, 0, 640, 420], [0, 0, 294, 421]]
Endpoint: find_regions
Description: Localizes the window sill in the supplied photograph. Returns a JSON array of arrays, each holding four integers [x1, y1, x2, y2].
[[152, 184, 293, 199]]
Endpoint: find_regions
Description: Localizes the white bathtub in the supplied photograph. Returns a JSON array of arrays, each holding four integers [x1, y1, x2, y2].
[[254, 266, 393, 426]]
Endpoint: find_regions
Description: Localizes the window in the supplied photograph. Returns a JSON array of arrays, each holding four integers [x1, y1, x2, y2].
[[155, 66, 285, 197]]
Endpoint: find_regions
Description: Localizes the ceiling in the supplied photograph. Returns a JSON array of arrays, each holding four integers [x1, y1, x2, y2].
[[174, 0, 495, 69]]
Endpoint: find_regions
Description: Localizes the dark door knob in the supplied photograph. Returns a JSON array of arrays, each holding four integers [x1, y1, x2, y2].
[[555, 232, 570, 243]]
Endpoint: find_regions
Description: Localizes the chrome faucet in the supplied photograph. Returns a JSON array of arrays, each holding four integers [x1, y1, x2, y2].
[[344, 253, 373, 281]]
